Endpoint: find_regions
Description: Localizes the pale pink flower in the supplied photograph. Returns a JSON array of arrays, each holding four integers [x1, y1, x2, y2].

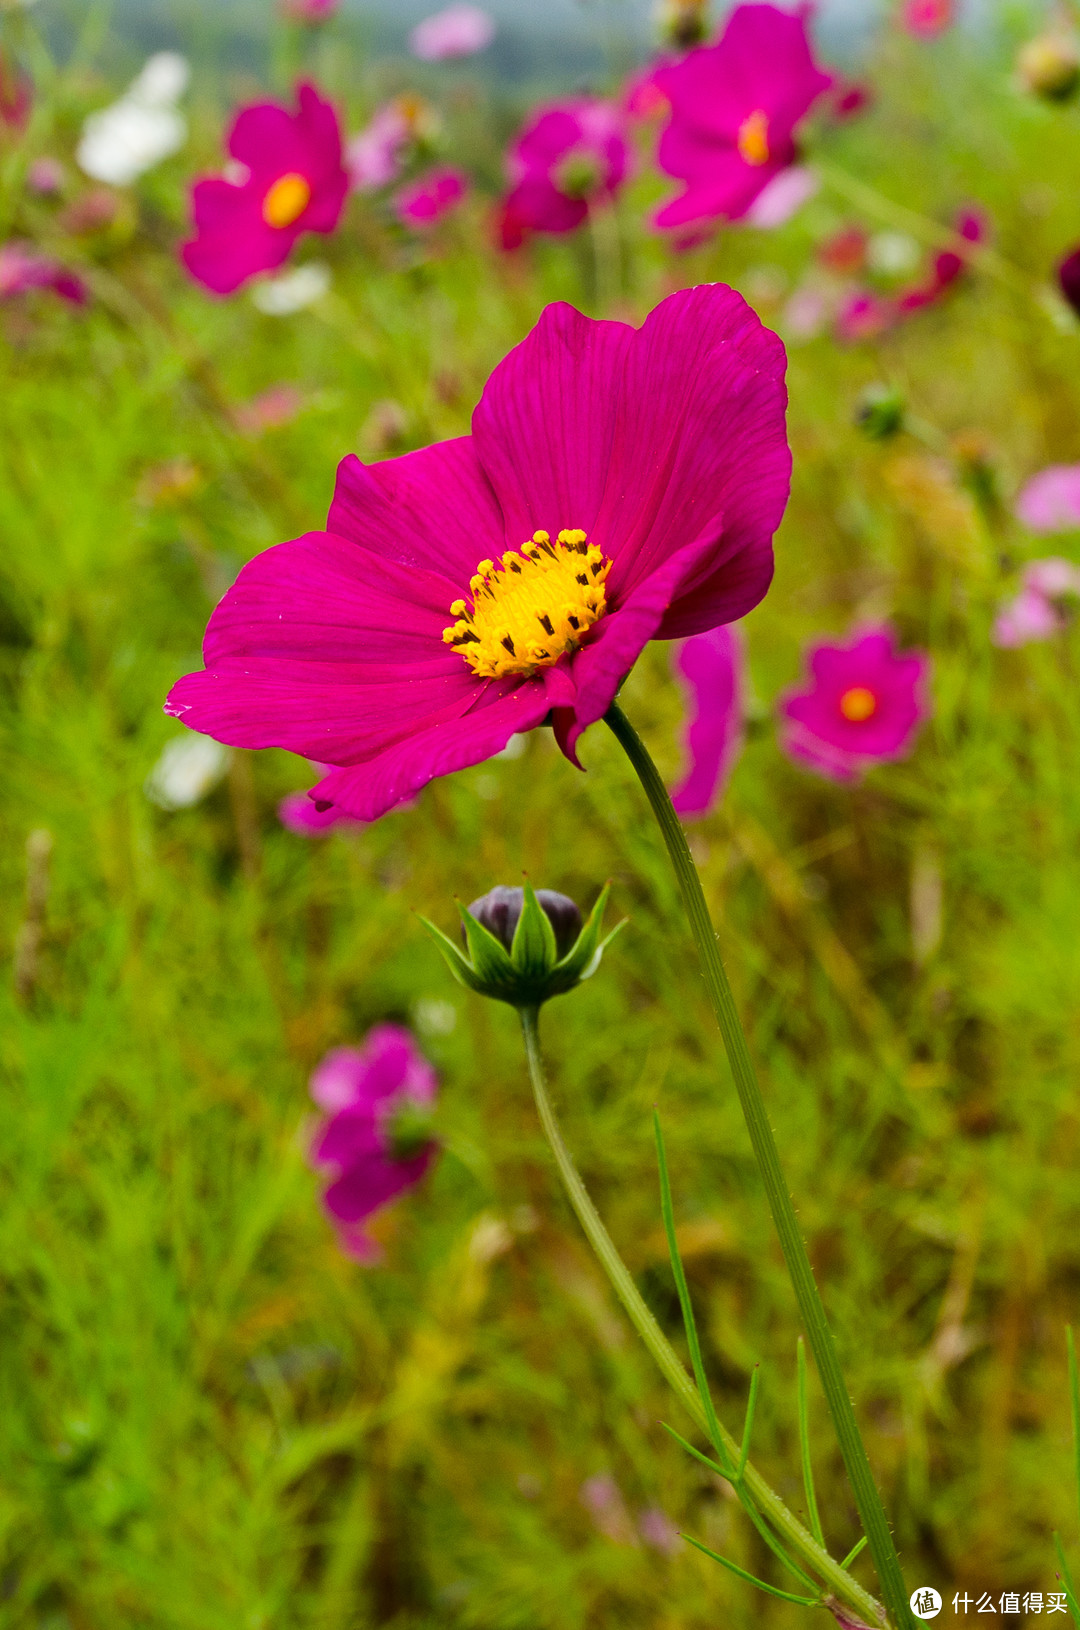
[[409, 4, 495, 61], [1015, 465, 1080, 533], [744, 164, 819, 228]]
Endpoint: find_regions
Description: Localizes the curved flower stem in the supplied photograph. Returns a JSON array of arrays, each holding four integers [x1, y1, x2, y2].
[[518, 1003, 887, 1627], [603, 699, 913, 1630], [815, 160, 1037, 305]]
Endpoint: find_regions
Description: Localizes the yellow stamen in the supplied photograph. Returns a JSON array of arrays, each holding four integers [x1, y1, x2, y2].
[[839, 686, 877, 722], [262, 172, 312, 229], [443, 528, 611, 679], [736, 108, 771, 167]]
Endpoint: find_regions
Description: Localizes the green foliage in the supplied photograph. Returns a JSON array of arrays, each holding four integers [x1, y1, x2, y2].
[[3, 8, 1080, 1628]]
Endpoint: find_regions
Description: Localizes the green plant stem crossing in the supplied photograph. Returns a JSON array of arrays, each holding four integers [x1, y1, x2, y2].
[[604, 699, 913, 1630], [519, 1004, 886, 1626]]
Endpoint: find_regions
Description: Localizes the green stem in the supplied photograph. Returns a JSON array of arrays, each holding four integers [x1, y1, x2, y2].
[[603, 699, 912, 1630], [816, 161, 1036, 306], [518, 1004, 886, 1626]]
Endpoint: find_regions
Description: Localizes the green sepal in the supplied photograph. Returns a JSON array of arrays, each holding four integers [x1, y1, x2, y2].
[[455, 902, 521, 1000], [510, 879, 559, 984], [416, 916, 494, 996], [545, 883, 626, 996]]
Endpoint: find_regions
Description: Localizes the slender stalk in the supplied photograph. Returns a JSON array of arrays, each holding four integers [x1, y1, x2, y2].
[[518, 1004, 886, 1625], [603, 699, 912, 1630]]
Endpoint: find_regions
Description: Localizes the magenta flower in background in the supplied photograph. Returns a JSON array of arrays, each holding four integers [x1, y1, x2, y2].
[[394, 165, 467, 228], [309, 1026, 438, 1261], [280, 0, 340, 19], [347, 99, 425, 192], [1015, 465, 1080, 533], [0, 242, 87, 305], [780, 626, 930, 783], [1059, 246, 1080, 317], [896, 208, 985, 313], [26, 157, 65, 195], [835, 289, 894, 344], [670, 623, 744, 818], [165, 285, 789, 824], [992, 558, 1080, 647], [181, 84, 348, 296], [902, 0, 953, 36], [652, 3, 833, 231], [0, 46, 31, 133], [501, 98, 629, 240], [409, 3, 495, 60]]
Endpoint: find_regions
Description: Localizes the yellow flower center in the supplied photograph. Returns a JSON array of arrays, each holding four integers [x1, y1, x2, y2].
[[839, 686, 877, 722], [736, 108, 771, 167], [442, 529, 611, 679], [262, 172, 312, 229]]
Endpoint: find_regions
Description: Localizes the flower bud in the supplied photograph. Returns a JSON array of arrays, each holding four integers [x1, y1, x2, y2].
[[1018, 34, 1080, 102], [655, 0, 709, 49], [467, 884, 583, 959], [854, 383, 905, 441], [421, 880, 623, 1009]]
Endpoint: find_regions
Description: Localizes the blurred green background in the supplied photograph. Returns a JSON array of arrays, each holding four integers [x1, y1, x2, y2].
[[3, 2, 1080, 1626]]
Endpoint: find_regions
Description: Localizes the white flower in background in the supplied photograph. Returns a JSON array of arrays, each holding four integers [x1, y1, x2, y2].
[[145, 732, 230, 811], [77, 52, 190, 186], [251, 262, 331, 315], [412, 997, 458, 1037], [867, 231, 921, 276]]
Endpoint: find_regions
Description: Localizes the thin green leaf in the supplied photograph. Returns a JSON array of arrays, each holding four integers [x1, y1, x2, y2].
[[1069, 1327, 1080, 1537], [510, 879, 557, 981], [840, 1537, 869, 1572], [660, 1421, 730, 1481], [1054, 1534, 1080, 1629], [738, 1364, 760, 1481], [653, 1112, 731, 1472], [680, 1533, 820, 1607], [797, 1336, 826, 1549]]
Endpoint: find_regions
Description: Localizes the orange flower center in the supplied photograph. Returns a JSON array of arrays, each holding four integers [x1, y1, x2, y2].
[[262, 172, 312, 229], [736, 108, 771, 167], [442, 530, 611, 679], [839, 686, 877, 722]]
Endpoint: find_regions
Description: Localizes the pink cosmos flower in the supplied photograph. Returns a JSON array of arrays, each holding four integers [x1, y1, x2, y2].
[[181, 84, 348, 296], [234, 383, 304, 436], [309, 1027, 438, 1260], [744, 164, 819, 229], [1015, 465, 1080, 533], [902, 0, 953, 36], [779, 626, 930, 783], [992, 558, 1080, 647], [27, 157, 65, 195], [409, 3, 495, 60], [394, 165, 467, 228], [347, 100, 421, 192], [164, 284, 789, 824], [896, 208, 986, 313], [501, 99, 629, 240], [280, 0, 340, 19], [279, 789, 364, 833], [0, 242, 87, 305], [653, 3, 834, 231], [0, 47, 31, 133], [670, 623, 744, 818], [835, 289, 895, 344]]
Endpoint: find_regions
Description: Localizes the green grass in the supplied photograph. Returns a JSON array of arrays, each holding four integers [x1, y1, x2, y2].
[[4, 10, 1080, 1626]]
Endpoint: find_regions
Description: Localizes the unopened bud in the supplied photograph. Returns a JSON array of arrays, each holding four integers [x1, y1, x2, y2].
[[655, 0, 709, 49], [854, 383, 905, 441], [421, 880, 623, 1009], [1018, 33, 1080, 102]]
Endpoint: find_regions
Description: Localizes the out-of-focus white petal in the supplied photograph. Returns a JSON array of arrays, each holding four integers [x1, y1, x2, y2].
[[251, 262, 331, 315], [145, 733, 230, 810]]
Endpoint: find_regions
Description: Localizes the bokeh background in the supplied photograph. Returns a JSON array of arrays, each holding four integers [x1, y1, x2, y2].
[[3, 0, 1080, 1626]]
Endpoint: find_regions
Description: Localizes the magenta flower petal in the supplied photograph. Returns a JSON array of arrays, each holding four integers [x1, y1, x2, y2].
[[670, 624, 744, 818], [779, 625, 930, 782], [654, 3, 833, 229], [500, 99, 628, 238], [308, 1026, 438, 1259], [1015, 465, 1080, 533], [166, 285, 789, 821], [394, 165, 467, 227], [279, 789, 364, 833], [472, 286, 788, 635], [181, 83, 348, 296]]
